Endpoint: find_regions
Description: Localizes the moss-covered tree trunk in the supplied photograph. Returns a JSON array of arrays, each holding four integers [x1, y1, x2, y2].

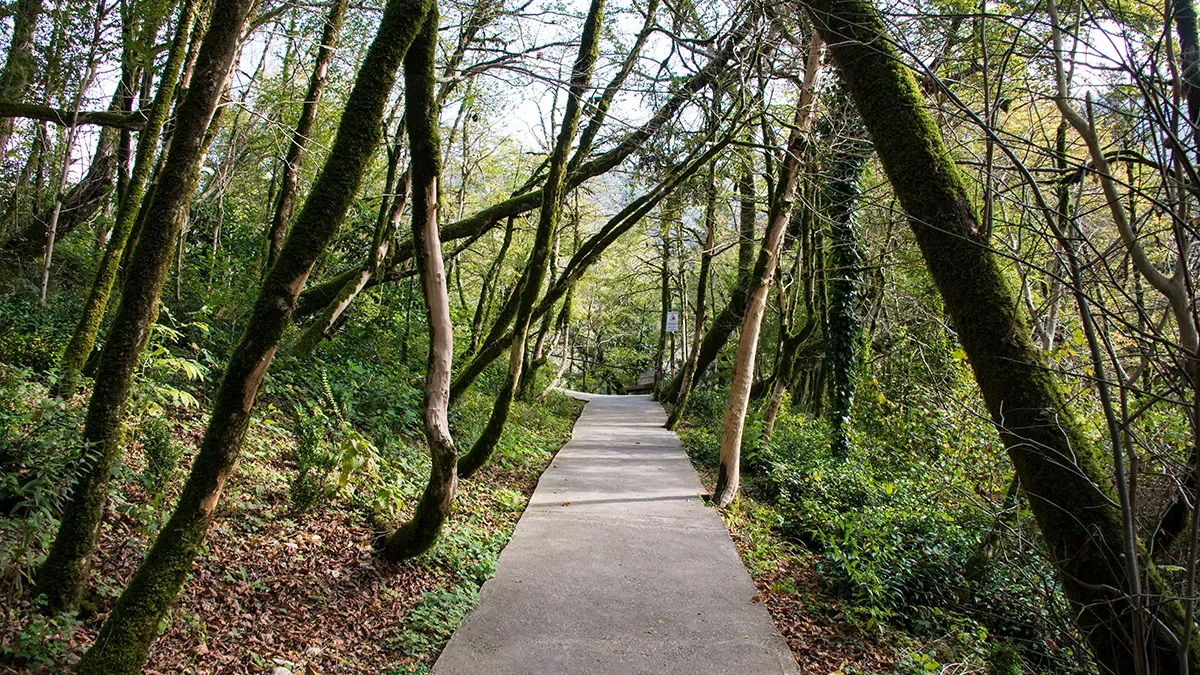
[[34, 0, 239, 615], [470, 215, 515, 352], [59, 0, 198, 392], [737, 154, 756, 284], [713, 36, 822, 507], [821, 93, 868, 456], [667, 91, 721, 429], [653, 198, 675, 393], [265, 0, 347, 271], [803, 0, 1200, 668], [666, 184, 715, 427], [0, 0, 41, 159], [74, 0, 433, 671], [381, 10, 456, 558], [456, 0, 606, 479]]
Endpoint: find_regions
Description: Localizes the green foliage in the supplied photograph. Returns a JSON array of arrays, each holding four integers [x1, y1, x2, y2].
[[139, 418, 180, 495], [1, 604, 83, 668], [0, 367, 94, 592], [680, 378, 1078, 672], [131, 311, 214, 416], [0, 294, 79, 372], [287, 404, 339, 516], [391, 586, 478, 658]]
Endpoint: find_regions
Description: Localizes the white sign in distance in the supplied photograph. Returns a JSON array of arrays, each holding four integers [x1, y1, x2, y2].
[[666, 311, 679, 333]]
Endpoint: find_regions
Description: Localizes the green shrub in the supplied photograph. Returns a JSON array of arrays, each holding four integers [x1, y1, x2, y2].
[[140, 417, 181, 495], [0, 368, 94, 592], [288, 405, 337, 516]]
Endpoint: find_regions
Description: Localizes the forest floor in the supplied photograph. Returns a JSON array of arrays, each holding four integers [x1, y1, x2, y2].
[[1, 386, 583, 674]]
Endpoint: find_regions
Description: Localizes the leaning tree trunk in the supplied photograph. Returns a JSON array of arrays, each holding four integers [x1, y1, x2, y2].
[[713, 35, 822, 507], [380, 9, 456, 559], [292, 10, 755, 324], [455, 0, 606, 479], [0, 0, 42, 159], [34, 0, 239, 615], [802, 0, 1200, 668], [38, 0, 106, 304], [58, 0, 198, 393], [75, 0, 433, 670], [265, 0, 347, 271], [666, 96, 720, 430]]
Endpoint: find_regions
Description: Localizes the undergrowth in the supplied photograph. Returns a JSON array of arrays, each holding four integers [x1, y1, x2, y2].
[[676, 387, 1088, 675]]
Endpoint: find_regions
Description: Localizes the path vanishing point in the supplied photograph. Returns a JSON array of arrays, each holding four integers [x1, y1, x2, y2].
[[433, 393, 800, 674]]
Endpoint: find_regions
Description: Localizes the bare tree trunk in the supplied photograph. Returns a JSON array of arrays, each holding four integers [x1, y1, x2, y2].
[[714, 34, 822, 507], [38, 0, 107, 304], [265, 0, 347, 271], [380, 10, 456, 558], [75, 0, 434, 670], [35, 0, 244, 615]]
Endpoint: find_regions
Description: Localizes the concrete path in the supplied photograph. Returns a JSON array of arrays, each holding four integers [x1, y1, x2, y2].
[[433, 393, 799, 675]]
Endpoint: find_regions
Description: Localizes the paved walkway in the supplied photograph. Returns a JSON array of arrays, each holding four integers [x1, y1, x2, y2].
[[433, 393, 799, 674]]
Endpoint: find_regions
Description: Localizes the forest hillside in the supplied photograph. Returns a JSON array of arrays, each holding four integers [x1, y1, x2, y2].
[[0, 0, 1198, 671]]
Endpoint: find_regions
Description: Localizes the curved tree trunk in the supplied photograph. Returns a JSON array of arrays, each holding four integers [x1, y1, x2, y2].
[[34, 0, 239, 614], [803, 0, 1200, 667], [713, 34, 822, 507], [456, 0, 606, 479], [380, 9, 457, 559], [75, 0, 434, 670]]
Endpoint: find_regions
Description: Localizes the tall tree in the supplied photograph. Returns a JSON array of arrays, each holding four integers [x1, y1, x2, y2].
[[380, 7, 457, 559], [0, 0, 42, 159], [264, 0, 348, 271], [713, 33, 823, 507], [58, 0, 198, 391], [455, 0, 606, 479], [34, 0, 249, 613], [75, 0, 435, 668], [802, 0, 1200, 667]]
